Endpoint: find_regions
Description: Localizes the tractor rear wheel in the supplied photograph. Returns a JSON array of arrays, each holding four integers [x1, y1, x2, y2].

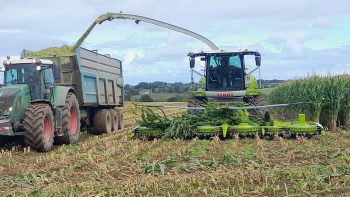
[[24, 103, 54, 152], [94, 109, 112, 134], [109, 109, 118, 132], [116, 108, 124, 130], [56, 93, 80, 144]]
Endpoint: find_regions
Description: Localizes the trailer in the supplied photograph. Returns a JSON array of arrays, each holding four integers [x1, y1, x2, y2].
[[0, 47, 124, 151]]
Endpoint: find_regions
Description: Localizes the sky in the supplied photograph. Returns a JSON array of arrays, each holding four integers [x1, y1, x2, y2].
[[0, 0, 349, 85]]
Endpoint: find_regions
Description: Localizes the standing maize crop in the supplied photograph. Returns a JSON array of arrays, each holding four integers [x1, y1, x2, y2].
[[268, 74, 350, 131]]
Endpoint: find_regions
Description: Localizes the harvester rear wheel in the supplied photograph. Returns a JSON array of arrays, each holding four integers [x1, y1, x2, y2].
[[94, 109, 112, 134], [24, 103, 54, 152], [56, 93, 81, 144], [187, 97, 206, 114], [109, 109, 118, 132]]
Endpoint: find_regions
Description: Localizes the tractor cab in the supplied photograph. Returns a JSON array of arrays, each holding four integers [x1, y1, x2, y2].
[[1, 57, 57, 101], [188, 50, 261, 92]]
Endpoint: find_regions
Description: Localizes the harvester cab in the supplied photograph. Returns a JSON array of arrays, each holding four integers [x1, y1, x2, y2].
[[187, 50, 263, 110]]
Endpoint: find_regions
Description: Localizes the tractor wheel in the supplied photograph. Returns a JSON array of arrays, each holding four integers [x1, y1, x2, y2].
[[109, 109, 118, 132], [94, 109, 112, 134], [116, 108, 124, 130], [187, 97, 206, 114], [56, 93, 80, 144], [24, 103, 54, 152]]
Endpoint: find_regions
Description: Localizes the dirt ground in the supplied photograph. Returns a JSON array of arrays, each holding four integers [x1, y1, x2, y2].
[[0, 102, 349, 196]]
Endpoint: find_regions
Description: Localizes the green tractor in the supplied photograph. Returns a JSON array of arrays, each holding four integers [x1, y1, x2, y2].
[[0, 58, 78, 151], [187, 50, 264, 111], [0, 47, 124, 151]]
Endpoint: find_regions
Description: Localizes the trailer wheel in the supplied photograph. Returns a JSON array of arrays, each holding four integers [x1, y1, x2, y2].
[[24, 103, 54, 152], [109, 109, 118, 132], [94, 109, 112, 134], [116, 109, 124, 130], [56, 93, 81, 144]]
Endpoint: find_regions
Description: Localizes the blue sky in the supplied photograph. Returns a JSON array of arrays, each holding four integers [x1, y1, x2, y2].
[[0, 0, 349, 84]]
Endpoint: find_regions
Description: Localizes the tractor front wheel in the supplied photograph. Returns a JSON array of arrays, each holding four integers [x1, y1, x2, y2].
[[24, 103, 54, 152]]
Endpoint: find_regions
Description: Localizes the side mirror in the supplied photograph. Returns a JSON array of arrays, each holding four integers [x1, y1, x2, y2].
[[255, 55, 261, 66], [190, 58, 195, 69], [53, 64, 61, 81]]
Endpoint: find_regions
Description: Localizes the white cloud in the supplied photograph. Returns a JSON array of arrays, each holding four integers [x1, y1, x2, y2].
[[0, 0, 349, 84], [123, 49, 145, 65]]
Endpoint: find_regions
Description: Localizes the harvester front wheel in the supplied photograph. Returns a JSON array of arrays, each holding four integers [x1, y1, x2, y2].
[[0, 136, 9, 147], [94, 109, 112, 134], [56, 93, 81, 144], [251, 94, 268, 106], [187, 97, 206, 114], [249, 94, 268, 116], [24, 103, 54, 152]]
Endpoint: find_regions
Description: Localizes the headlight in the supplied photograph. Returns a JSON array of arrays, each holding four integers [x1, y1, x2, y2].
[[4, 107, 12, 116]]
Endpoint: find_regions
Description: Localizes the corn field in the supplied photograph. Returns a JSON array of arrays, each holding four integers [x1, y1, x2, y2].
[[0, 102, 349, 196], [268, 74, 350, 131]]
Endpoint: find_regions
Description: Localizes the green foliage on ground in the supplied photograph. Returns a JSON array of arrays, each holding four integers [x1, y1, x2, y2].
[[0, 103, 349, 196], [139, 103, 257, 139]]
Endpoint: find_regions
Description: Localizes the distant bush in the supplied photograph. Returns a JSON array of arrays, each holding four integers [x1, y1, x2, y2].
[[139, 94, 154, 102]]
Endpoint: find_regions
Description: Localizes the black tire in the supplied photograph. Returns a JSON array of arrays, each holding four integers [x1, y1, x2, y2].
[[24, 103, 54, 152], [187, 97, 206, 114], [109, 109, 118, 132], [94, 109, 112, 134], [251, 94, 268, 106], [0, 136, 9, 147], [250, 94, 268, 116], [55, 93, 80, 144], [116, 108, 124, 130]]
